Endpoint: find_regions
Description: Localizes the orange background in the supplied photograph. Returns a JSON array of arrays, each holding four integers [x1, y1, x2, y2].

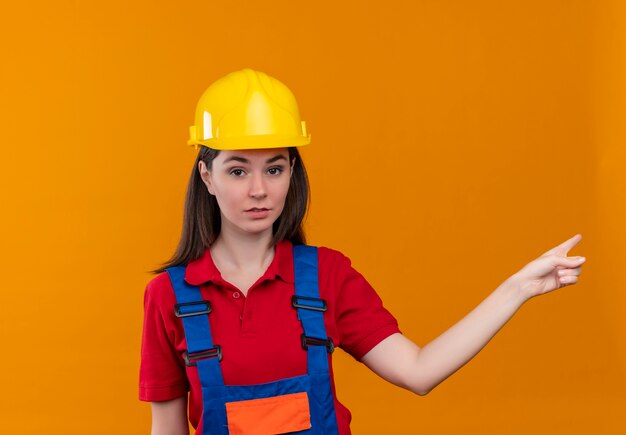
[[1, 0, 625, 433]]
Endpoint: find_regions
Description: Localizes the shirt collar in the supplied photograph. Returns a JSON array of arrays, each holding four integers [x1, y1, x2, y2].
[[184, 239, 295, 286]]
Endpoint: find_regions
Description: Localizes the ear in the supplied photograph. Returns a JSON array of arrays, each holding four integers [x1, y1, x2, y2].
[[198, 161, 216, 195]]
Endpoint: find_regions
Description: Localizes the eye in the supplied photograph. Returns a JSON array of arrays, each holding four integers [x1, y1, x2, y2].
[[229, 168, 246, 177], [267, 166, 284, 175]]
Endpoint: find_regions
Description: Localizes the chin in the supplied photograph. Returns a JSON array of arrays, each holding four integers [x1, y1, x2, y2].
[[223, 212, 283, 237]]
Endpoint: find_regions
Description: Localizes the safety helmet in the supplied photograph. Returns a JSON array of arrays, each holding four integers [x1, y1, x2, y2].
[[187, 68, 310, 150]]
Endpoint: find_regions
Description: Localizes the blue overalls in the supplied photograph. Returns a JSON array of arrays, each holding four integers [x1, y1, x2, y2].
[[166, 245, 340, 434]]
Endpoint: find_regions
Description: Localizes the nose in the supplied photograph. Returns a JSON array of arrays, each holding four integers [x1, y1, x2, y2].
[[248, 172, 267, 199]]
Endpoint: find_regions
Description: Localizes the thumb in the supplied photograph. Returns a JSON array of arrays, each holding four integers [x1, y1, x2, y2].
[[553, 255, 586, 268]]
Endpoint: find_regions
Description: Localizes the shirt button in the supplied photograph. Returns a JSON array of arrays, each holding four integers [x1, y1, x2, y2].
[[232, 292, 241, 299]]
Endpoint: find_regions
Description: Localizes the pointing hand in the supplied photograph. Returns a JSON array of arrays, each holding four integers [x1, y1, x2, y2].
[[510, 234, 586, 300]]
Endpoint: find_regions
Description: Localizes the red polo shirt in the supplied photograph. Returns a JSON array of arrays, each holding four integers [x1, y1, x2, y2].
[[139, 240, 401, 434]]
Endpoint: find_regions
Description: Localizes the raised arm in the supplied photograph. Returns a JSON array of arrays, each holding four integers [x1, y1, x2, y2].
[[361, 234, 586, 396]]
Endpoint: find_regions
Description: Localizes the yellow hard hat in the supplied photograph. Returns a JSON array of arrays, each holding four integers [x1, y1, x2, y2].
[[187, 68, 310, 150]]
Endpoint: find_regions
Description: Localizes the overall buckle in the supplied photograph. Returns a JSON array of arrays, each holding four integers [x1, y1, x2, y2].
[[292, 295, 327, 312], [183, 345, 223, 366], [301, 334, 334, 353], [174, 300, 212, 318]]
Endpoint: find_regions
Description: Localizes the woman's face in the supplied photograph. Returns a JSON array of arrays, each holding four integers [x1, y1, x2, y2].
[[199, 148, 293, 239]]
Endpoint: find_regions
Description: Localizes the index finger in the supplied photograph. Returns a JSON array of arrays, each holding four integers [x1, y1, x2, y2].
[[541, 233, 583, 256]]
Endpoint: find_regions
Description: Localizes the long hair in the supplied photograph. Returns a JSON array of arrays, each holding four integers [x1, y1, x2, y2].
[[152, 146, 309, 273]]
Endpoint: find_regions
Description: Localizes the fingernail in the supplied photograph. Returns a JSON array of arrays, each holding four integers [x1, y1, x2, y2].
[[578, 257, 586, 262]]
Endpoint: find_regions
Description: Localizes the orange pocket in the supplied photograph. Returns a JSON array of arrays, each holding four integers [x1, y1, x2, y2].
[[225, 391, 311, 435]]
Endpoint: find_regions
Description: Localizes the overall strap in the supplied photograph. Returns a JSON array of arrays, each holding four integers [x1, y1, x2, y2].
[[292, 245, 340, 434], [166, 265, 225, 388], [292, 245, 334, 374]]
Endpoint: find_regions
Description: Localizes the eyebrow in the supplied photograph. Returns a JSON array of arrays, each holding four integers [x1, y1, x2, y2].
[[223, 154, 288, 164]]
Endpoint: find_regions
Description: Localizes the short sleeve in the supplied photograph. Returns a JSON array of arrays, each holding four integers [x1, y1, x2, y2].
[[138, 273, 189, 402], [318, 248, 402, 361]]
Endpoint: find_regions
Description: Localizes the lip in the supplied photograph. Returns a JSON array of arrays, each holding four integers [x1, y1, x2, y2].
[[245, 207, 272, 219]]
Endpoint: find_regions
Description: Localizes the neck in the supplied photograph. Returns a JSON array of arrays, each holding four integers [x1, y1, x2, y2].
[[210, 226, 275, 271]]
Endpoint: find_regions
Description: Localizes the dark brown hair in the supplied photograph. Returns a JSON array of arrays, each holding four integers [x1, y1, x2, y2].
[[151, 146, 309, 274]]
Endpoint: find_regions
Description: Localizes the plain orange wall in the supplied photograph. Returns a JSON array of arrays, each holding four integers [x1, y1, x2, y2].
[[1, 1, 624, 433]]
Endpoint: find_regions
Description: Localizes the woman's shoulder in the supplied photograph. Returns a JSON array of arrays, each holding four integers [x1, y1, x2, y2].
[[313, 245, 355, 273], [143, 271, 176, 306], [316, 245, 348, 259], [145, 270, 173, 289]]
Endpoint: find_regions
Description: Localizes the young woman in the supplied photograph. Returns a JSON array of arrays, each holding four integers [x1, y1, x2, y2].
[[139, 68, 586, 435]]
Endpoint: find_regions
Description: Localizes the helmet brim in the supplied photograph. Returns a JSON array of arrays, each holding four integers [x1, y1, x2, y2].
[[188, 134, 311, 150]]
